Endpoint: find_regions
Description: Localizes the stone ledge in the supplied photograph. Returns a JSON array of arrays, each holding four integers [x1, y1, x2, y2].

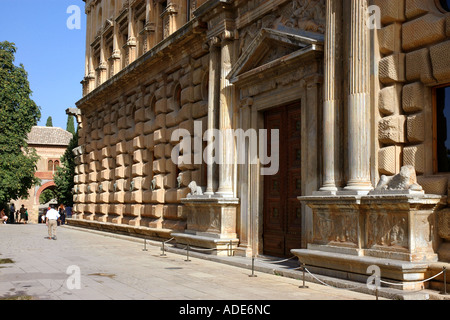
[[66, 218, 172, 240]]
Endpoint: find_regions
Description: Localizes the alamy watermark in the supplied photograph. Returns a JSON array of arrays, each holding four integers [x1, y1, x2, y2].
[[170, 121, 279, 176], [66, 265, 81, 290], [66, 5, 81, 30], [367, 5, 382, 30]]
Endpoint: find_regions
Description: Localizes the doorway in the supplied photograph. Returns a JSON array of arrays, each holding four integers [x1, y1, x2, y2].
[[263, 103, 302, 257]]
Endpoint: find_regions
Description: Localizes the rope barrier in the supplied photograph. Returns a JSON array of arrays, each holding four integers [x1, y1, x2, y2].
[[263, 256, 298, 264], [302, 266, 368, 291], [296, 264, 448, 297], [151, 240, 449, 297], [379, 271, 444, 287]]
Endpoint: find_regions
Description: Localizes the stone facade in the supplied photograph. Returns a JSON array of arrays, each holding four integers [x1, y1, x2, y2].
[[72, 0, 450, 290]]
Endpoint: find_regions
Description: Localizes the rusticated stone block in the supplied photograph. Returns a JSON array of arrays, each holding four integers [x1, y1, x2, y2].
[[447, 13, 450, 36], [430, 40, 450, 82], [373, 0, 405, 25], [133, 149, 149, 163], [378, 23, 402, 55], [153, 158, 166, 173], [178, 104, 191, 121], [378, 115, 406, 144], [379, 85, 401, 115], [438, 208, 450, 240], [405, 48, 435, 84], [378, 145, 402, 175], [379, 53, 405, 84], [192, 68, 204, 86], [153, 129, 166, 144], [192, 101, 208, 119], [417, 175, 448, 195], [181, 87, 194, 105], [165, 111, 181, 128], [403, 144, 425, 174], [402, 14, 446, 52], [116, 141, 127, 154], [402, 82, 424, 113], [116, 154, 130, 166], [405, 0, 429, 19], [132, 135, 145, 150], [154, 144, 166, 159], [406, 112, 425, 143], [134, 107, 146, 122], [155, 98, 167, 115]]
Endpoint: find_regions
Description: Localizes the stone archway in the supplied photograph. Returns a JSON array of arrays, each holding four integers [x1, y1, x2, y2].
[[35, 181, 56, 204]]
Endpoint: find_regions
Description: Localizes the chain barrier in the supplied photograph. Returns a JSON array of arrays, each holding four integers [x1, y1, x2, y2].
[[149, 239, 449, 297]]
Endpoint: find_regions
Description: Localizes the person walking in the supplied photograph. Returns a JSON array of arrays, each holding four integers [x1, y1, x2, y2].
[[45, 206, 60, 240], [58, 204, 66, 225], [19, 205, 26, 223]]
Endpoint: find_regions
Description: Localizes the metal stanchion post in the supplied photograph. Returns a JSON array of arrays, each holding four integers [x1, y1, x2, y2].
[[441, 266, 449, 295], [249, 257, 257, 278], [161, 241, 166, 257], [299, 263, 309, 288], [142, 238, 148, 251], [185, 244, 191, 262]]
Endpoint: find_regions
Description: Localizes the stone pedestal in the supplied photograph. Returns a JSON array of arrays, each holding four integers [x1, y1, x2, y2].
[[292, 193, 446, 290], [171, 196, 239, 256]]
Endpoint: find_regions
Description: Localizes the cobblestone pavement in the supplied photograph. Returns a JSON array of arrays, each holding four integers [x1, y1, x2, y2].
[[0, 224, 378, 301]]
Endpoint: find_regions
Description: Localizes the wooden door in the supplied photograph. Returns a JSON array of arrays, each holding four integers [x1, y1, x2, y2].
[[263, 103, 302, 257]]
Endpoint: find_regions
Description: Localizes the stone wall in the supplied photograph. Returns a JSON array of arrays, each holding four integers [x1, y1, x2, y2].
[[375, 0, 450, 194], [73, 27, 209, 237]]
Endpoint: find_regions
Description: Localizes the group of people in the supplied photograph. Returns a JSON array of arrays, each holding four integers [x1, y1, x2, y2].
[[0, 204, 29, 224], [1, 204, 68, 240]]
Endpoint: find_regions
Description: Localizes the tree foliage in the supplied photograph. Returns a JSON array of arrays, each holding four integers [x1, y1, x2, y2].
[[53, 130, 78, 207], [46, 116, 53, 127], [0, 41, 41, 205], [39, 188, 56, 205], [66, 114, 76, 135]]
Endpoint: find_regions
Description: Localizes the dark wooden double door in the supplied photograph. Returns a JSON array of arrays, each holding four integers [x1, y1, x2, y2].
[[263, 103, 302, 257]]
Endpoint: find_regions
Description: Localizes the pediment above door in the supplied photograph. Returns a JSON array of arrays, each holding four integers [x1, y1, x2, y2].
[[228, 27, 324, 85]]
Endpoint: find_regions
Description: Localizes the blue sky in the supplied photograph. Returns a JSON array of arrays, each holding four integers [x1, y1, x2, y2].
[[0, 0, 86, 130]]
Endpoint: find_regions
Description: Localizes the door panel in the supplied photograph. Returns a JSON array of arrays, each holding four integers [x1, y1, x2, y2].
[[263, 103, 302, 257]]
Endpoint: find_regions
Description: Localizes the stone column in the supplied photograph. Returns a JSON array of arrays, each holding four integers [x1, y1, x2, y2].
[[216, 33, 235, 197], [111, 20, 121, 76], [344, 0, 373, 193], [127, 6, 137, 65], [320, 0, 343, 193], [205, 37, 221, 195]]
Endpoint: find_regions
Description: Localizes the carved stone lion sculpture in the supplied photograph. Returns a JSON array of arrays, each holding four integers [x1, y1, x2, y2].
[[187, 181, 203, 196], [375, 165, 423, 192]]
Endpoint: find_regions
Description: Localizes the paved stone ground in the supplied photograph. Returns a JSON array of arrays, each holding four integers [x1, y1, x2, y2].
[[0, 224, 379, 301]]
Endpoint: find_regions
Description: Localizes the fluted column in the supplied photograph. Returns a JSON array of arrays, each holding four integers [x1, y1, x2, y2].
[[216, 33, 235, 197], [344, 0, 373, 192], [205, 37, 221, 195], [320, 0, 343, 193]]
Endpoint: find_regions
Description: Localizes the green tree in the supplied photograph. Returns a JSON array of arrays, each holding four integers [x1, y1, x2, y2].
[[0, 41, 41, 206], [53, 131, 78, 207], [39, 188, 56, 204], [46, 116, 53, 127], [66, 114, 76, 135]]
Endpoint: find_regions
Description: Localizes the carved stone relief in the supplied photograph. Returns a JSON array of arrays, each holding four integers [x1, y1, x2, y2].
[[367, 212, 408, 249], [239, 0, 325, 55]]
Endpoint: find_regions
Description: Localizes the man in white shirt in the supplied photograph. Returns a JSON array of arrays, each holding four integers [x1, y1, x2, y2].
[[45, 206, 60, 240]]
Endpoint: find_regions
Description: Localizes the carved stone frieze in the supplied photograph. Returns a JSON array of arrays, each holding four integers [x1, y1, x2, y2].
[[238, 0, 325, 55]]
